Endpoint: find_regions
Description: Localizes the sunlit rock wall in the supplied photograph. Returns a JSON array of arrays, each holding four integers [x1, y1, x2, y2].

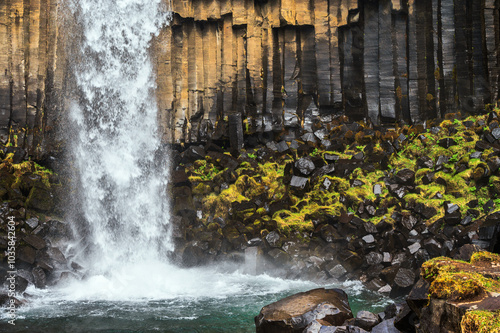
[[0, 0, 67, 158], [1, 0, 499, 148], [154, 0, 500, 143]]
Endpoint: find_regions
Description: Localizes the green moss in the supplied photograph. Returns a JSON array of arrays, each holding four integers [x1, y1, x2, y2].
[[470, 251, 500, 264], [461, 310, 500, 333], [422, 255, 500, 302]]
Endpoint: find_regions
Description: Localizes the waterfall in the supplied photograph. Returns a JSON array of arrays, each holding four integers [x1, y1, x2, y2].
[[68, 0, 172, 276]]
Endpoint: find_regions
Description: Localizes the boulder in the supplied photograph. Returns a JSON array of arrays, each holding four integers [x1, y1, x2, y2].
[[295, 157, 316, 176], [266, 231, 282, 248], [26, 185, 54, 212], [353, 311, 380, 331], [255, 288, 353, 333], [395, 169, 415, 186]]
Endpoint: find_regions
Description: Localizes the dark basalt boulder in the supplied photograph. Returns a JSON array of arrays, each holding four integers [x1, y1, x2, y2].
[[371, 318, 401, 333], [26, 185, 54, 212], [255, 288, 353, 333], [295, 157, 316, 176], [352, 311, 381, 331], [395, 169, 415, 186]]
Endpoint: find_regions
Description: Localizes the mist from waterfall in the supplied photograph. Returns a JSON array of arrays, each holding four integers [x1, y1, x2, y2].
[[62, 0, 315, 301], [68, 0, 172, 278]]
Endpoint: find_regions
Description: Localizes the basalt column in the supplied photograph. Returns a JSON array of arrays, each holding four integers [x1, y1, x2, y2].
[[0, 0, 67, 158], [153, 0, 500, 143]]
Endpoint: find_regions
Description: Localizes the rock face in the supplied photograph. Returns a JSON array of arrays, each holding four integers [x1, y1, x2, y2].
[[0, 0, 67, 157], [153, 0, 500, 143], [255, 288, 353, 333], [2, 0, 500, 145]]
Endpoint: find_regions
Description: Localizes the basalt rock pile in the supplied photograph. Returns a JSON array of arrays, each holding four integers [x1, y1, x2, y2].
[[171, 110, 500, 294], [0, 147, 78, 297]]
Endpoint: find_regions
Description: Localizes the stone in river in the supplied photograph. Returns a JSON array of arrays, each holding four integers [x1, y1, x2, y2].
[[255, 288, 353, 333]]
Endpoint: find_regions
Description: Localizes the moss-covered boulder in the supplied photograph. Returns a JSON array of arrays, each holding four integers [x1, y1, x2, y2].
[[26, 185, 54, 212], [409, 252, 500, 333]]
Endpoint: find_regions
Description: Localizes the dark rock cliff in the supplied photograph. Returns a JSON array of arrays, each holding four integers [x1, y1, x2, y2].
[[1, 0, 499, 149], [0, 0, 68, 159], [154, 0, 500, 143]]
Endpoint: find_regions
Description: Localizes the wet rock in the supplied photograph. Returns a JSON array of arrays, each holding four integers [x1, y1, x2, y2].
[[373, 184, 382, 195], [393, 303, 417, 333], [181, 145, 206, 163], [423, 239, 443, 257], [406, 278, 430, 317], [171, 168, 189, 185], [484, 199, 495, 214], [276, 141, 289, 153], [32, 267, 46, 288], [266, 231, 282, 248], [255, 288, 353, 333], [401, 215, 417, 231], [395, 169, 415, 186], [362, 234, 375, 244], [18, 246, 36, 264], [25, 217, 39, 229], [46, 247, 67, 265], [267, 249, 291, 266], [444, 202, 459, 214], [23, 234, 46, 250], [15, 270, 32, 292], [26, 185, 54, 212], [492, 127, 500, 140], [444, 210, 461, 225], [408, 242, 421, 254], [416, 156, 434, 169], [295, 157, 316, 176], [452, 244, 482, 261], [371, 318, 401, 333], [352, 179, 364, 187], [470, 151, 482, 159], [365, 252, 383, 265], [354, 311, 380, 331], [320, 225, 342, 243], [393, 268, 416, 289], [326, 263, 347, 279]]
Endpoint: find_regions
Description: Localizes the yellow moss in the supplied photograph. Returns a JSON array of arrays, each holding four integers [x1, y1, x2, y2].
[[429, 272, 485, 301], [422, 256, 500, 301], [202, 185, 248, 221], [272, 201, 343, 233], [470, 251, 500, 264], [256, 207, 267, 215], [461, 310, 500, 333], [235, 175, 266, 198], [192, 182, 211, 195]]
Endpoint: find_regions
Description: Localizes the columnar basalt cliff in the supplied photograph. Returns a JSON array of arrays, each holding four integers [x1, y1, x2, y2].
[[1, 0, 500, 148], [0, 0, 67, 159], [154, 0, 500, 143]]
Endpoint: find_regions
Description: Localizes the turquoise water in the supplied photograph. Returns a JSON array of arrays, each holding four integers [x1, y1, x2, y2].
[[1, 276, 389, 333]]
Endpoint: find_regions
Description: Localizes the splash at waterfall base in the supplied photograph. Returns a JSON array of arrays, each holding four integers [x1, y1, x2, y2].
[[2, 111, 500, 331]]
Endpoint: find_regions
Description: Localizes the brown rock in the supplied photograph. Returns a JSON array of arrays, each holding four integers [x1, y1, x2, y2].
[[255, 288, 353, 333]]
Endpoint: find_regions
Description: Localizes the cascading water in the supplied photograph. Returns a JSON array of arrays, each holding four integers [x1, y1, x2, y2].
[[68, 0, 172, 275]]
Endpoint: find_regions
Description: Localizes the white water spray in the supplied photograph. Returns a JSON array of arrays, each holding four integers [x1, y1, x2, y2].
[[69, 0, 171, 275], [61, 0, 319, 302]]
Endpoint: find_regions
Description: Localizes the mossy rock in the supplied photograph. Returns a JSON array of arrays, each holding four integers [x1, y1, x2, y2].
[[461, 310, 500, 333], [422, 253, 500, 302], [26, 185, 54, 212]]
